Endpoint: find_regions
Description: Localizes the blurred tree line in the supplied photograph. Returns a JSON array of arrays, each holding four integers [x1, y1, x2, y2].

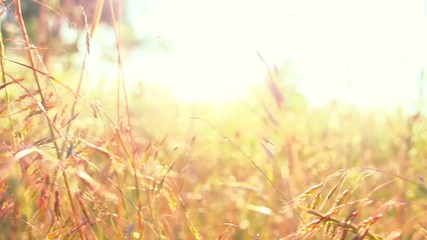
[[1, 0, 145, 65]]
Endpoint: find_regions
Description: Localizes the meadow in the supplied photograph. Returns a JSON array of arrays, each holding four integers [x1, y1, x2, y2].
[[1, 1, 427, 239]]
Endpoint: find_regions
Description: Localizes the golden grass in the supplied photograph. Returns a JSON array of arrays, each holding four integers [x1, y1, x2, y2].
[[0, 1, 426, 239]]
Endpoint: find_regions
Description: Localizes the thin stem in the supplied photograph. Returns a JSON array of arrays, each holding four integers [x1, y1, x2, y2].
[[14, 0, 60, 157]]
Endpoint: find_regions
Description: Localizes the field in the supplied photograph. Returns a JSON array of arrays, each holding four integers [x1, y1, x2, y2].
[[1, 1, 427, 239]]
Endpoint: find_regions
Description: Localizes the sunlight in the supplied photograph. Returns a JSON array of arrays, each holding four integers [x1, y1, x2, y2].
[[95, 0, 427, 108], [120, 48, 267, 104], [4, 1, 427, 238]]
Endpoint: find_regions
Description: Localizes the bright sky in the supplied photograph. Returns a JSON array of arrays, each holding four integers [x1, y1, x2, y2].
[[89, 0, 427, 109]]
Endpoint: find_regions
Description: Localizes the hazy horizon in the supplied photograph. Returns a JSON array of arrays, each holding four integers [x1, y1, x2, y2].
[[84, 0, 427, 113]]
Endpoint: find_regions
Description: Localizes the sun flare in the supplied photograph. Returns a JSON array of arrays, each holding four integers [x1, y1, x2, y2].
[[87, 0, 427, 109]]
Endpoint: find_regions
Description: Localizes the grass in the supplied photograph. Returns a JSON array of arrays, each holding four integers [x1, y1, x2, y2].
[[0, 1, 427, 239]]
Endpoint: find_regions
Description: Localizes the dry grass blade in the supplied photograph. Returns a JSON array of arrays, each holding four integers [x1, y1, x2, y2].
[[0, 78, 24, 91], [90, 0, 104, 38], [1, 1, 426, 239]]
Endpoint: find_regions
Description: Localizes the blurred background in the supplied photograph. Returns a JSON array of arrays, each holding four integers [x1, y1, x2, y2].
[[2, 1, 427, 238], [122, 0, 427, 111], [4, 0, 427, 111]]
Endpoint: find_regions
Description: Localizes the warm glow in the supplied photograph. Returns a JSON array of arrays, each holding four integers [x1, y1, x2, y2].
[[89, 0, 427, 108]]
